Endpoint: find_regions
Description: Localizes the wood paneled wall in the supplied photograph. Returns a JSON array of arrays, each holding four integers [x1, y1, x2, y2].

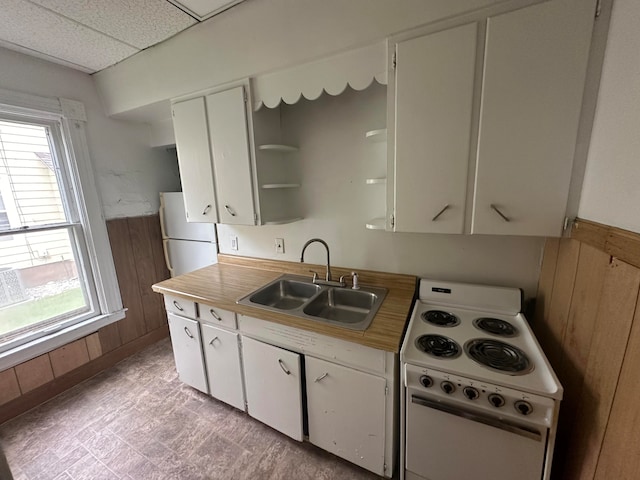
[[534, 219, 640, 480], [0, 214, 170, 424]]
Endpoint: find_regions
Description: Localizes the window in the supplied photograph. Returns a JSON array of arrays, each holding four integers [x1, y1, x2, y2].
[[0, 94, 123, 368]]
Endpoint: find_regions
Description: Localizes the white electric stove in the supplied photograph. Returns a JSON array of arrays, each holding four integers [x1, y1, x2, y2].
[[400, 279, 563, 480]]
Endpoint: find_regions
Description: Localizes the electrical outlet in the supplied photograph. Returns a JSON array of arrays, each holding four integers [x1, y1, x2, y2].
[[230, 235, 238, 251], [275, 238, 285, 254]]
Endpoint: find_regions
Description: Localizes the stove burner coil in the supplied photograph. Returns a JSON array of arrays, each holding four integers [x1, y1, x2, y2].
[[421, 310, 460, 327], [473, 317, 518, 337], [415, 334, 461, 359], [464, 338, 533, 375]]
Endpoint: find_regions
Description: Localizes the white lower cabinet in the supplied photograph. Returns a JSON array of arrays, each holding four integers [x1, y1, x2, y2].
[[306, 356, 387, 476], [241, 336, 304, 441], [167, 312, 208, 394], [201, 324, 244, 410]]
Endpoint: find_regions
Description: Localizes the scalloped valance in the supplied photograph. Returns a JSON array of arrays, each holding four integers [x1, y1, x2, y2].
[[251, 41, 387, 110]]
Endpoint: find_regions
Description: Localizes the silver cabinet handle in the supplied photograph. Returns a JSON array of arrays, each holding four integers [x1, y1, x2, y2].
[[202, 204, 212, 215], [278, 359, 291, 375], [209, 336, 219, 346], [183, 326, 194, 338], [314, 372, 329, 382], [173, 300, 183, 311], [224, 205, 237, 217], [432, 204, 450, 221], [490, 204, 511, 222], [209, 308, 222, 321]]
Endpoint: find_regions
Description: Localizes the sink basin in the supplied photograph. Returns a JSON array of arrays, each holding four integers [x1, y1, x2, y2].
[[237, 274, 387, 331], [249, 278, 321, 310], [303, 288, 378, 324]]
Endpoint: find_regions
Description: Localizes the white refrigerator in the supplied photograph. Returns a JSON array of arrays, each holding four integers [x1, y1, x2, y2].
[[159, 192, 218, 277]]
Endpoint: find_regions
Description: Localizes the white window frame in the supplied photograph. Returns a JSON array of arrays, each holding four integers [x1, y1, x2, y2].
[[0, 89, 125, 371]]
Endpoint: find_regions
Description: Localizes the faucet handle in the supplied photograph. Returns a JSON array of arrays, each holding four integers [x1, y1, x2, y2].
[[308, 270, 319, 283], [338, 275, 347, 287], [351, 272, 360, 290]]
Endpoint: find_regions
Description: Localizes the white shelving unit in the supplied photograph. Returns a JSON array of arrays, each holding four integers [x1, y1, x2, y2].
[[364, 128, 388, 230], [365, 129, 387, 142], [365, 218, 386, 230], [258, 144, 299, 153], [253, 104, 304, 225], [261, 183, 301, 189]]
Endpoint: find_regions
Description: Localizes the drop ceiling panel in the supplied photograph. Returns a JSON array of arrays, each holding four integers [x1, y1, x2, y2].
[[170, 0, 246, 20], [0, 0, 138, 72], [29, 0, 197, 49]]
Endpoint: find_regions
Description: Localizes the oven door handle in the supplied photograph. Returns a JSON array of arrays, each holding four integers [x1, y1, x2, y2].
[[411, 395, 543, 442]]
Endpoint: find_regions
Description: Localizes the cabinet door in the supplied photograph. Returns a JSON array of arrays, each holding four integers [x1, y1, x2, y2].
[[167, 313, 208, 393], [171, 98, 218, 223], [242, 336, 303, 441], [306, 357, 387, 476], [201, 324, 244, 411], [472, 0, 596, 236], [206, 87, 257, 225], [392, 23, 478, 233]]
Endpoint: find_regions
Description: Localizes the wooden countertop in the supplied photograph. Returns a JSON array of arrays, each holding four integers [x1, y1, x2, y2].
[[152, 254, 417, 353]]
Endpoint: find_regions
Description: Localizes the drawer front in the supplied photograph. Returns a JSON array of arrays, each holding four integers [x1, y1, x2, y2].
[[198, 303, 237, 329], [238, 314, 386, 375], [164, 294, 197, 318]]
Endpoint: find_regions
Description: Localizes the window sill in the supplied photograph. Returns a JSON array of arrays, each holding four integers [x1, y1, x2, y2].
[[0, 310, 126, 371]]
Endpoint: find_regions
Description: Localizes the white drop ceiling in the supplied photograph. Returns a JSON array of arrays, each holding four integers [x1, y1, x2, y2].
[[0, 0, 247, 74]]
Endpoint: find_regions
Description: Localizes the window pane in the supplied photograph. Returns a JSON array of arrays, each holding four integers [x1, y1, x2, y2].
[[0, 120, 66, 228], [0, 228, 90, 342]]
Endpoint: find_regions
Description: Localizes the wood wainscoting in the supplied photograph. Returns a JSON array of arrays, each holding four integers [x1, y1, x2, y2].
[[0, 214, 170, 424], [534, 218, 640, 479]]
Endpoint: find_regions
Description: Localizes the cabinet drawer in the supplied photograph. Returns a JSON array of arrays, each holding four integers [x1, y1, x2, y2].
[[198, 303, 237, 329], [164, 295, 196, 318]]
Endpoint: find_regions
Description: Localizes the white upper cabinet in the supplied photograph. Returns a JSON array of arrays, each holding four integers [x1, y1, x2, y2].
[[472, 0, 596, 236], [206, 86, 257, 225], [171, 97, 218, 223], [392, 23, 478, 234], [390, 0, 596, 236]]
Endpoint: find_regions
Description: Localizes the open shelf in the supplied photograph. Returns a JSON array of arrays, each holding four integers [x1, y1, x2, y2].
[[261, 183, 301, 189], [263, 216, 304, 225], [365, 177, 387, 185], [365, 129, 387, 142], [365, 218, 386, 230], [258, 144, 299, 153]]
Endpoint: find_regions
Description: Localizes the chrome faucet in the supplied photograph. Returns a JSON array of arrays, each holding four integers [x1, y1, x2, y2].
[[300, 238, 345, 287]]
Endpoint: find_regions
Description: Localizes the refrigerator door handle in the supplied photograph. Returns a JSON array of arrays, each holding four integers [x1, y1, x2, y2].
[[163, 239, 175, 277], [159, 204, 167, 238]]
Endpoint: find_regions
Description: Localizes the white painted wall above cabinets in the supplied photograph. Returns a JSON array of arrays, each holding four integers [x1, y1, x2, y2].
[[94, 0, 542, 118], [0, 46, 180, 219], [216, 84, 545, 299]]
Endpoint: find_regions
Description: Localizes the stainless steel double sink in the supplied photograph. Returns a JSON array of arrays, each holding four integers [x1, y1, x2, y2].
[[237, 274, 387, 331]]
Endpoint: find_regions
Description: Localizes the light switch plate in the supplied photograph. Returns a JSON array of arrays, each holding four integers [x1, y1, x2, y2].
[[275, 238, 284, 254], [230, 235, 238, 251]]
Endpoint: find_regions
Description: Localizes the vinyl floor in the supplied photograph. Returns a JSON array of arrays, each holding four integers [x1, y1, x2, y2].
[[0, 338, 383, 479]]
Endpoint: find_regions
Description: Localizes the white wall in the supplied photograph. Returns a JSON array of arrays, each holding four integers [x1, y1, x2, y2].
[[94, 0, 536, 118], [218, 85, 545, 298], [0, 46, 180, 219], [578, 0, 640, 233]]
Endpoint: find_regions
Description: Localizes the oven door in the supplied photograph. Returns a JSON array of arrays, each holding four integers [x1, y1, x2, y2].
[[406, 390, 548, 480]]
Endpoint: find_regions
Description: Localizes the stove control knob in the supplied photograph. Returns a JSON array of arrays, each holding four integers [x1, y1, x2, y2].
[[419, 375, 433, 388], [515, 400, 533, 416], [463, 386, 479, 400], [488, 393, 505, 408], [440, 381, 455, 394]]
